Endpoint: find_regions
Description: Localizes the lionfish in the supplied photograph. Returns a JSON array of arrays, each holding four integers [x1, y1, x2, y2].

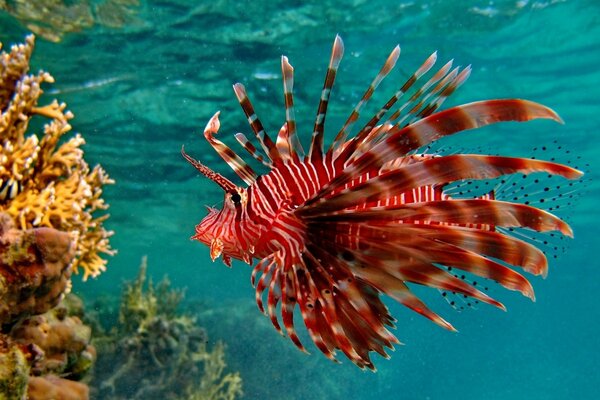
[[182, 36, 582, 370]]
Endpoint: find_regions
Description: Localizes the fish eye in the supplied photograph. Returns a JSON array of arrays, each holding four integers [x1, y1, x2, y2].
[[230, 192, 241, 204]]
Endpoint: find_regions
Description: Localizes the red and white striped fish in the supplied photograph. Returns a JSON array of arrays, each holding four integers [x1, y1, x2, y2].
[[182, 36, 582, 370]]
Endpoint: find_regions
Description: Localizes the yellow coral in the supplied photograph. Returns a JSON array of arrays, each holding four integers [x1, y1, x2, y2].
[[0, 35, 114, 280]]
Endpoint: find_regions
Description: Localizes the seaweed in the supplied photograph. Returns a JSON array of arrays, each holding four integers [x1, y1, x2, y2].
[[89, 257, 242, 400]]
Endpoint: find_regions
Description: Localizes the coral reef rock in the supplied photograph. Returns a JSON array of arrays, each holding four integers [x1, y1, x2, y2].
[[0, 212, 74, 326], [0, 34, 114, 281], [27, 375, 89, 400], [89, 257, 243, 400], [10, 295, 96, 380], [0, 333, 30, 399]]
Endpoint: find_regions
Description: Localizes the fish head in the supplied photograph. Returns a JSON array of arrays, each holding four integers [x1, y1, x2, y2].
[[191, 187, 249, 266], [182, 136, 252, 267]]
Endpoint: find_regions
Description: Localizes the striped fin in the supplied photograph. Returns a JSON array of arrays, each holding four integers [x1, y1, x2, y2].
[[275, 122, 292, 160], [343, 58, 458, 163], [305, 199, 559, 279], [305, 99, 567, 203], [234, 132, 272, 168], [348, 260, 458, 331], [310, 224, 504, 316], [349, 123, 393, 159], [381, 99, 564, 162], [346, 65, 462, 162], [305, 199, 573, 237], [313, 222, 533, 302], [314, 249, 399, 343], [404, 66, 472, 126], [309, 34, 344, 161], [254, 251, 307, 351], [342, 51, 440, 161], [298, 251, 339, 362], [419, 240, 536, 299], [352, 65, 457, 159], [233, 83, 282, 164], [400, 224, 549, 277], [281, 263, 307, 353], [202, 112, 257, 186], [253, 255, 277, 314], [267, 267, 283, 334], [300, 154, 583, 215], [385, 66, 460, 129], [251, 253, 273, 287], [303, 244, 400, 369], [330, 44, 401, 153], [281, 56, 305, 160], [293, 261, 350, 359], [250, 205, 403, 369]]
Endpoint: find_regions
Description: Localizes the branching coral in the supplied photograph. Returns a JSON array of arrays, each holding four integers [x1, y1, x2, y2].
[[0, 0, 141, 43], [89, 257, 243, 400], [0, 35, 114, 280]]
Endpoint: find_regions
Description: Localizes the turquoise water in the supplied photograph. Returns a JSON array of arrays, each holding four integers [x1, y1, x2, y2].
[[2, 0, 599, 399]]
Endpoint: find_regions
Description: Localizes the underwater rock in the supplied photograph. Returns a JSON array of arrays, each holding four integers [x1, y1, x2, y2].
[[0, 212, 74, 326], [27, 375, 89, 400]]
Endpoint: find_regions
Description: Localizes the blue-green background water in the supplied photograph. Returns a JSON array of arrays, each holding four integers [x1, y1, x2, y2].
[[2, 1, 599, 399]]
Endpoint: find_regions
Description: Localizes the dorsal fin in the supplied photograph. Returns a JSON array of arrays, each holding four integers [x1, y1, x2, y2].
[[346, 66, 463, 161], [302, 153, 581, 215], [329, 44, 401, 154], [276, 122, 292, 161], [309, 35, 344, 162], [303, 99, 567, 207], [337, 51, 442, 164], [409, 66, 472, 123], [281, 56, 305, 160], [234, 132, 272, 168], [233, 83, 282, 165], [202, 112, 257, 186]]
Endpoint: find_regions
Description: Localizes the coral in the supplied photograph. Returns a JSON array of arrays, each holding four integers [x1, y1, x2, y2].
[[27, 375, 89, 400], [89, 257, 243, 400], [0, 211, 74, 326], [0, 333, 30, 399], [10, 295, 96, 380], [0, 0, 141, 43], [0, 294, 95, 400], [0, 36, 103, 399], [0, 35, 114, 280]]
